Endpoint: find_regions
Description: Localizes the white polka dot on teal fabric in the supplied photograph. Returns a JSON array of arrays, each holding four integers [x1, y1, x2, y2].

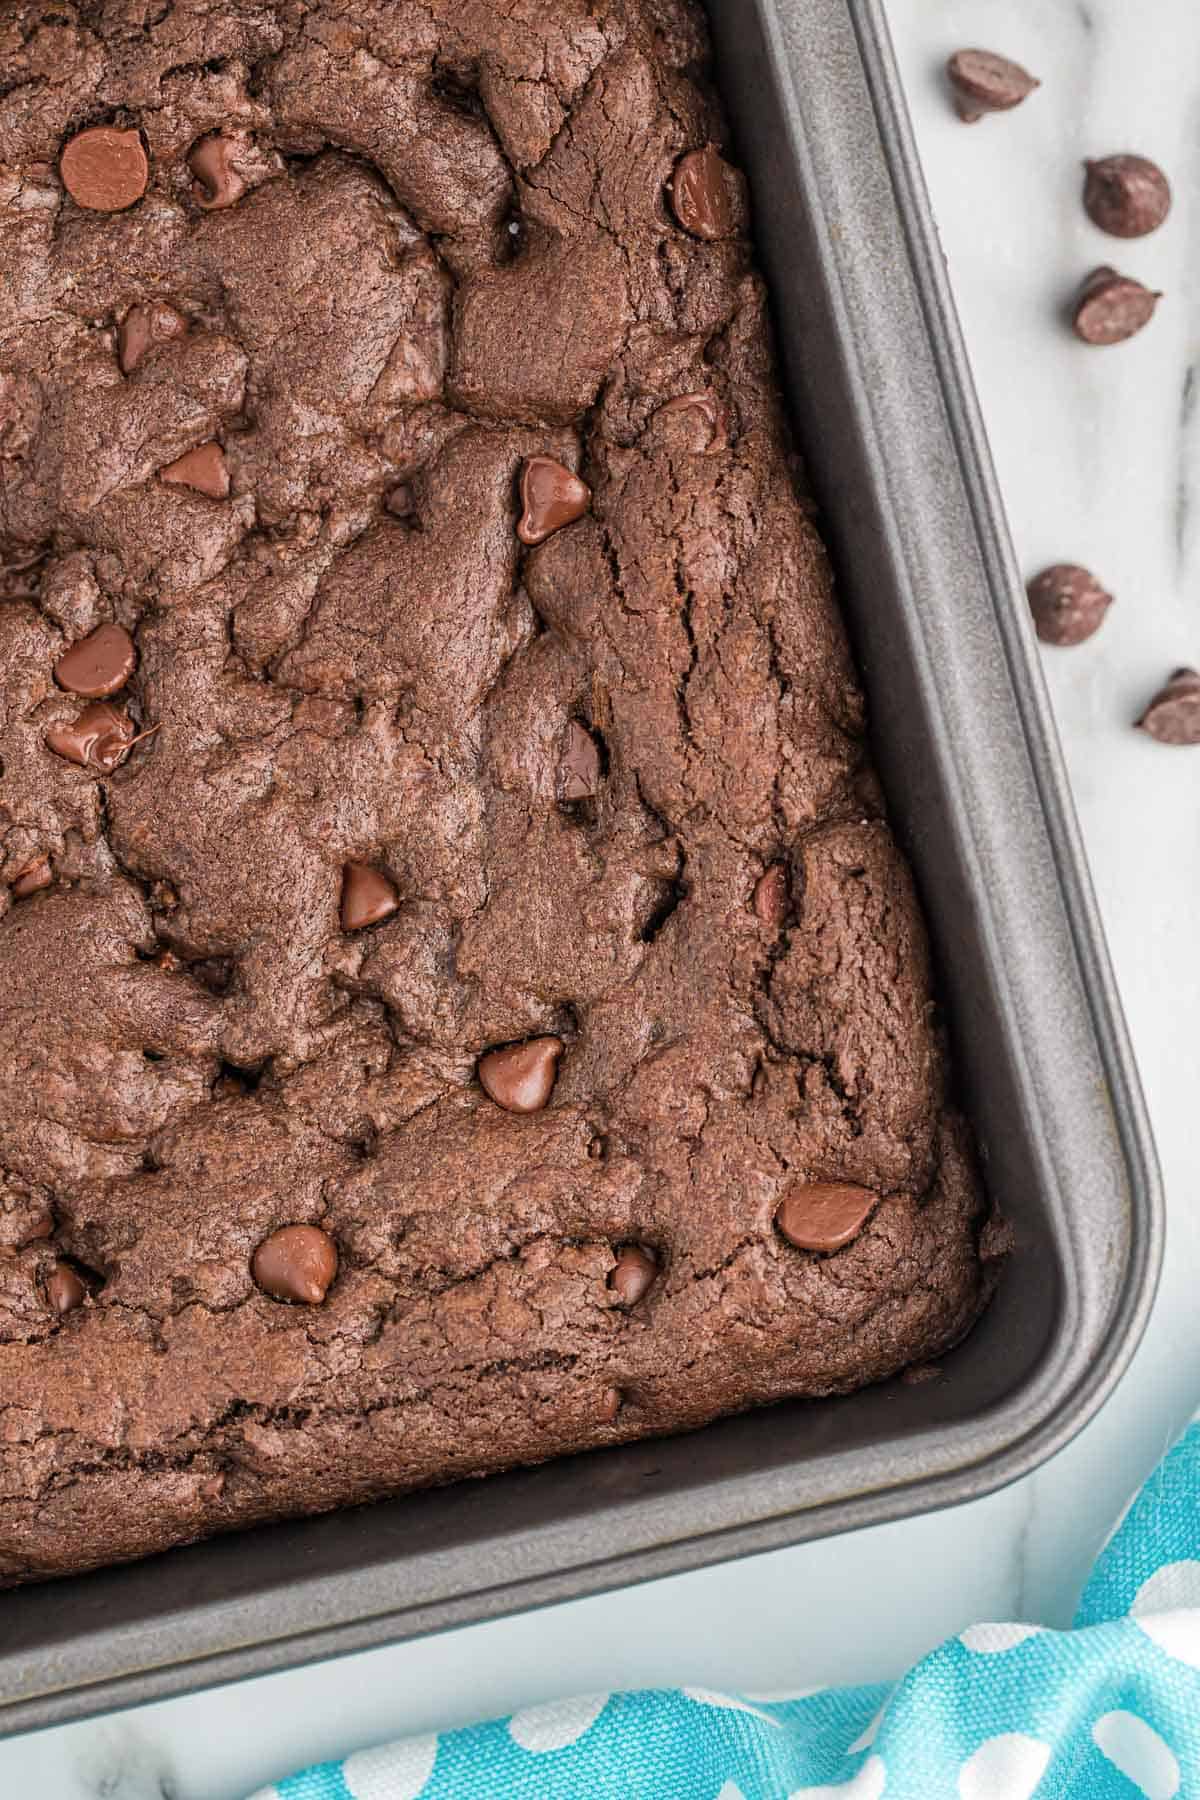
[[958, 1623, 1043, 1654], [342, 1735, 438, 1799], [681, 1688, 783, 1727], [1093, 1711, 1180, 1798], [507, 1694, 610, 1752], [1133, 1562, 1200, 1613], [1131, 1565, 1200, 1667], [957, 1734, 1050, 1800], [788, 1753, 887, 1798], [713, 1784, 747, 1800]]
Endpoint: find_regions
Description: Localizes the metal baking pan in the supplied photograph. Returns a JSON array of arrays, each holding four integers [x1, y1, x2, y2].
[[0, 0, 1162, 1736]]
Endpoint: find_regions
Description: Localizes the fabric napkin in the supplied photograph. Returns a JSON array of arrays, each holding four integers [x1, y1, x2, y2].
[[249, 1422, 1200, 1798]]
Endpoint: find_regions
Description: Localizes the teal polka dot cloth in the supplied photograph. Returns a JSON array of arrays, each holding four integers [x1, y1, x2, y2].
[[249, 1423, 1200, 1799]]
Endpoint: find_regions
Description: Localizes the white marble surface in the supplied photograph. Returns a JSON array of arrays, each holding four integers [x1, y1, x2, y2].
[[4, 3, 1199, 1793]]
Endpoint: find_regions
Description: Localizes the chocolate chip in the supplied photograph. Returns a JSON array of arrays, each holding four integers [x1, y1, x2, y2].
[[54, 622, 137, 697], [340, 861, 399, 931], [1083, 155, 1172, 239], [252, 1224, 338, 1304], [60, 125, 149, 212], [775, 1181, 878, 1253], [517, 458, 590, 546], [1137, 668, 1200, 744], [1072, 267, 1160, 345], [10, 854, 51, 898], [160, 442, 229, 498], [598, 1385, 624, 1423], [670, 145, 736, 239], [45, 1262, 87, 1316], [946, 49, 1039, 123], [656, 393, 728, 454], [45, 701, 153, 773], [559, 721, 601, 802], [1026, 565, 1113, 646], [478, 1036, 564, 1113], [608, 1244, 658, 1306], [118, 300, 189, 375], [385, 483, 416, 519], [753, 863, 789, 926], [188, 131, 248, 210]]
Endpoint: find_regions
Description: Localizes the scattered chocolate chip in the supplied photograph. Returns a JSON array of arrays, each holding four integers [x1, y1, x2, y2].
[[517, 458, 591, 546], [1083, 155, 1171, 239], [753, 863, 789, 926], [598, 1385, 624, 1424], [775, 1181, 879, 1253], [1026, 564, 1113, 646], [478, 1036, 564, 1113], [252, 1223, 338, 1304], [608, 1244, 658, 1306], [1137, 668, 1200, 744], [670, 145, 736, 239], [118, 300, 189, 375], [54, 622, 137, 697], [45, 701, 153, 773], [187, 131, 248, 210], [559, 720, 601, 802], [160, 441, 229, 498], [10, 854, 51, 898], [946, 49, 1039, 123], [656, 393, 728, 454], [1072, 266, 1160, 345], [340, 861, 399, 931], [45, 1262, 87, 1316], [588, 1133, 607, 1162], [60, 125, 149, 212]]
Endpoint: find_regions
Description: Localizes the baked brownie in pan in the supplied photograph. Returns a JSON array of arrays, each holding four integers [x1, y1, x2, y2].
[[0, 0, 999, 1584]]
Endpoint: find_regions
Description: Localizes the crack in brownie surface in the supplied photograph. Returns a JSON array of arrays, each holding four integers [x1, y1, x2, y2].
[[0, 0, 998, 1583]]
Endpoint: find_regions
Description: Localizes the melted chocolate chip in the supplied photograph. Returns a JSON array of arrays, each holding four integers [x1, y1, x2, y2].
[[340, 861, 399, 931], [598, 1385, 624, 1424], [1083, 155, 1172, 239], [478, 1036, 564, 1113], [775, 1182, 879, 1253], [1137, 668, 1200, 744], [1026, 565, 1113, 646], [656, 393, 728, 454], [188, 131, 248, 211], [517, 458, 590, 546], [1072, 267, 1160, 345], [559, 721, 601, 802], [60, 125, 149, 212], [160, 442, 229, 498], [946, 49, 1039, 123], [118, 300, 189, 375], [608, 1244, 658, 1306], [670, 145, 736, 239], [45, 702, 151, 774], [753, 863, 789, 926], [10, 854, 52, 898], [45, 1262, 87, 1316], [54, 622, 137, 697], [252, 1224, 338, 1304]]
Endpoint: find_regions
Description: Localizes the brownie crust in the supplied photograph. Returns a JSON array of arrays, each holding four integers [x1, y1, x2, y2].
[[0, 0, 996, 1583]]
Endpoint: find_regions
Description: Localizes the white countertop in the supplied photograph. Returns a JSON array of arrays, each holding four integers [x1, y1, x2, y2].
[[5, 2, 1198, 1793]]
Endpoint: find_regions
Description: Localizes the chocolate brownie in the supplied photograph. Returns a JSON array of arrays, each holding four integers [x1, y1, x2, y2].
[[0, 0, 999, 1585]]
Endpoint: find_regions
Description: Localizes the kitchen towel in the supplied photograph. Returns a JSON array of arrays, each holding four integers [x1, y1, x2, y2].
[[249, 1420, 1200, 1798]]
